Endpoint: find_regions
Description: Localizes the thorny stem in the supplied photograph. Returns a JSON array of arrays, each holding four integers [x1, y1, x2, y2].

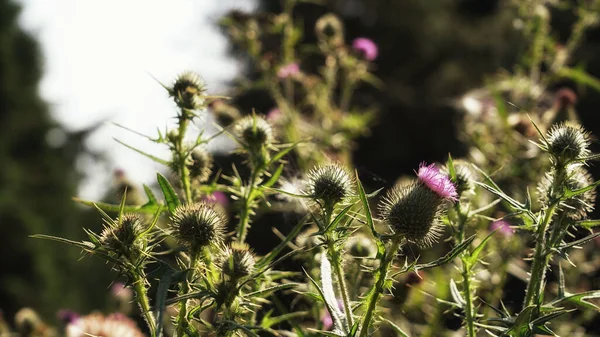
[[177, 250, 200, 337], [323, 207, 354, 328], [358, 236, 403, 337], [132, 273, 157, 337], [176, 114, 193, 203], [236, 166, 261, 244], [454, 202, 476, 337]]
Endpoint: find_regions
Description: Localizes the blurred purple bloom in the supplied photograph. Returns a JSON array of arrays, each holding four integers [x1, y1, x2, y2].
[[352, 37, 378, 61], [110, 282, 133, 301], [417, 162, 458, 200], [490, 220, 514, 237], [267, 108, 281, 121], [57, 310, 80, 324], [277, 63, 300, 79], [203, 191, 229, 207]]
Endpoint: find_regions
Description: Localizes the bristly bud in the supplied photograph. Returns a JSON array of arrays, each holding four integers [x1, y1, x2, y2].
[[168, 71, 207, 111], [315, 14, 344, 47], [218, 242, 255, 279], [379, 182, 446, 247], [345, 233, 376, 258], [306, 164, 354, 207], [100, 213, 147, 256], [169, 202, 226, 253], [234, 115, 274, 149], [538, 166, 596, 220], [441, 160, 476, 199], [209, 100, 241, 126], [544, 122, 590, 165], [187, 148, 213, 183]]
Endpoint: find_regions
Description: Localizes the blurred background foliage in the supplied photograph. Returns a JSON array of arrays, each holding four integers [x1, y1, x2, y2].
[[2, 0, 600, 328]]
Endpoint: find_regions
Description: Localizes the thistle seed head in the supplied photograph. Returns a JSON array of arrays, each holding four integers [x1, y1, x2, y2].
[[100, 213, 147, 254], [545, 122, 590, 165], [234, 115, 274, 149], [169, 202, 226, 252], [169, 71, 206, 110], [218, 242, 255, 279], [379, 182, 445, 247], [306, 164, 354, 207], [187, 148, 213, 183]]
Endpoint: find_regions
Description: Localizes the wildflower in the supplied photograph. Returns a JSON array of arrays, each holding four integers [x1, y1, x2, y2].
[[380, 163, 455, 247], [169, 202, 226, 253], [417, 162, 458, 200], [218, 242, 255, 279], [277, 63, 300, 79], [187, 148, 213, 183], [100, 213, 147, 257], [66, 313, 145, 337], [306, 164, 354, 208], [58, 310, 80, 324], [490, 220, 514, 237], [538, 166, 596, 220], [203, 191, 229, 207], [168, 71, 206, 111], [544, 122, 590, 165], [234, 115, 274, 149], [352, 37, 378, 61]]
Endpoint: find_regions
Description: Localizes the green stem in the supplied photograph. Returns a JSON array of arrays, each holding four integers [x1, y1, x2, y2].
[[176, 250, 200, 337], [358, 236, 403, 337], [461, 258, 476, 337], [236, 167, 260, 244], [524, 202, 558, 307], [133, 274, 157, 337], [176, 115, 193, 203], [326, 239, 354, 328]]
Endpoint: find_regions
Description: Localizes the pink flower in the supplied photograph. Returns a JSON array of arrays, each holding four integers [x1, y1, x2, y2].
[[417, 162, 458, 200], [352, 37, 378, 61], [66, 313, 144, 337], [490, 220, 514, 237], [203, 191, 229, 207], [277, 63, 300, 79], [267, 108, 281, 121], [110, 282, 133, 302]]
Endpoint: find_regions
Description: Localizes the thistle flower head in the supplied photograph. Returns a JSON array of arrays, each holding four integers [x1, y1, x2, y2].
[[352, 37, 378, 61], [187, 148, 213, 183], [218, 242, 255, 279], [209, 100, 241, 126], [538, 166, 596, 220], [169, 71, 207, 110], [315, 14, 344, 46], [100, 214, 147, 254], [66, 313, 144, 337], [417, 162, 458, 200], [306, 164, 354, 207], [277, 63, 300, 79], [441, 160, 476, 199], [345, 233, 376, 258], [545, 122, 590, 165], [169, 202, 226, 252], [234, 115, 274, 149], [379, 182, 445, 247]]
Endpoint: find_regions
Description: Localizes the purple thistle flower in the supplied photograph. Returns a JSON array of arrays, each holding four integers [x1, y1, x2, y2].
[[277, 63, 300, 79], [57, 310, 80, 324], [417, 162, 458, 200], [352, 37, 378, 61], [490, 220, 514, 237], [203, 191, 229, 207]]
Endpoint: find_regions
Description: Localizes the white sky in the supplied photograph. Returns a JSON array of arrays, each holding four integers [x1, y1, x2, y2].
[[17, 0, 256, 199]]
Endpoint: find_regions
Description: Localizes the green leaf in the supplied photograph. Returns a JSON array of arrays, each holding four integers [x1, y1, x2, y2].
[[558, 66, 600, 92], [575, 219, 600, 228], [30, 234, 95, 250], [449, 279, 466, 308], [416, 235, 475, 270], [379, 317, 411, 337], [268, 141, 301, 167], [246, 283, 298, 298], [144, 185, 159, 204], [263, 164, 284, 188], [559, 231, 600, 251], [260, 311, 308, 329], [157, 173, 180, 213], [73, 198, 162, 214], [563, 180, 600, 199], [114, 138, 170, 165], [324, 203, 355, 232], [466, 230, 495, 267], [550, 290, 600, 311], [154, 268, 178, 337]]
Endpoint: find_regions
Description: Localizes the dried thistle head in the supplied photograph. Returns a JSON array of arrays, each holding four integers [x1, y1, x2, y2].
[[169, 202, 226, 253], [169, 71, 207, 111], [218, 242, 255, 279], [306, 164, 354, 208], [538, 166, 596, 220]]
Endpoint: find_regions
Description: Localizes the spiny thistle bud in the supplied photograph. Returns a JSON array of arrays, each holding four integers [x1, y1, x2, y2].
[[442, 160, 476, 199], [209, 100, 241, 126], [218, 242, 255, 279], [306, 164, 354, 207], [380, 163, 456, 247], [345, 233, 376, 258], [168, 71, 206, 111], [538, 166, 596, 220], [315, 14, 344, 47], [187, 148, 213, 183], [169, 202, 226, 253], [234, 115, 274, 149], [545, 122, 590, 165], [100, 213, 147, 255]]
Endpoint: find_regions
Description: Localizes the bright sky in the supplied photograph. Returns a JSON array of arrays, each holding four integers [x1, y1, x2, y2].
[[17, 0, 256, 199]]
